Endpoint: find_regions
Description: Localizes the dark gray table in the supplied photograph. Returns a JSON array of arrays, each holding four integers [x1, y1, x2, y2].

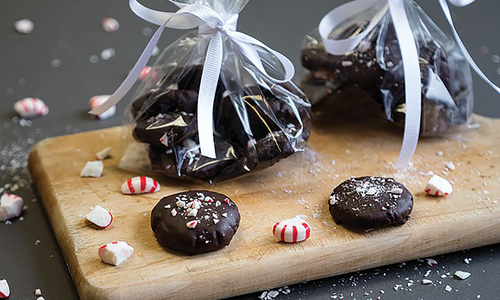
[[1, 0, 499, 299]]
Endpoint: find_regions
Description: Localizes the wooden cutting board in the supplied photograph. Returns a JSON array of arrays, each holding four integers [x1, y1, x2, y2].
[[28, 110, 500, 300]]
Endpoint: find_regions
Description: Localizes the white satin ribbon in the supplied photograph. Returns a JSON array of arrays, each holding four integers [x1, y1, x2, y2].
[[90, 0, 295, 159], [319, 0, 500, 168]]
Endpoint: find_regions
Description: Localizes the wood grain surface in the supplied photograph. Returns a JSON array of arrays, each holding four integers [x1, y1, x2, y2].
[[28, 110, 500, 300]]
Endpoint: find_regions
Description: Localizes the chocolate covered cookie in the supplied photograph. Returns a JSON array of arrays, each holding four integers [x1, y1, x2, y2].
[[151, 190, 240, 255], [328, 176, 413, 231]]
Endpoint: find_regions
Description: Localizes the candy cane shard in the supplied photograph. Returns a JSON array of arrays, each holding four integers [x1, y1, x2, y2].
[[272, 216, 311, 243], [86, 205, 113, 228], [0, 193, 24, 221], [425, 175, 453, 196], [13, 97, 49, 119], [80, 161, 104, 178], [102, 17, 119, 33], [98, 241, 134, 266], [95, 147, 112, 160], [0, 279, 10, 298], [89, 95, 116, 120], [121, 176, 160, 195]]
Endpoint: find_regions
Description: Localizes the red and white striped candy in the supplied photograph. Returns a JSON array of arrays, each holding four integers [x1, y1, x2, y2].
[[0, 279, 10, 298], [14, 97, 49, 119], [89, 95, 116, 120], [101, 17, 119, 33], [121, 176, 160, 195], [272, 216, 310, 243], [86, 205, 113, 228], [138, 66, 151, 81], [425, 175, 453, 197], [98, 241, 133, 266], [0, 193, 24, 222]]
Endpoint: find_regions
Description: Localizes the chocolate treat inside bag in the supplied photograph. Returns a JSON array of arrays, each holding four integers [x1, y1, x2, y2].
[[151, 190, 240, 255], [301, 7, 473, 137], [328, 176, 413, 231], [130, 65, 311, 182]]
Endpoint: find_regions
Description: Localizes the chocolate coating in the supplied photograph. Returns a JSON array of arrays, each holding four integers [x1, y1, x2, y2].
[[328, 176, 413, 231], [151, 190, 240, 255]]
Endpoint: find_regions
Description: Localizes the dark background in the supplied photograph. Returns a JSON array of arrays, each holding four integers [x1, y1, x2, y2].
[[0, 0, 499, 299]]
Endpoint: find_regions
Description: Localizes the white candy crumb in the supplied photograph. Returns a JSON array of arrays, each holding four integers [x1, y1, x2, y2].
[[14, 18, 34, 34], [445, 285, 452, 292], [421, 279, 433, 285], [35, 288, 42, 296], [444, 161, 456, 171], [390, 187, 403, 194], [37, 297, 45, 300], [268, 290, 279, 298], [80, 161, 104, 178], [454, 271, 471, 280], [35, 240, 41, 245], [258, 291, 268, 299], [341, 61, 353, 67], [464, 258, 471, 264], [437, 151, 444, 156]]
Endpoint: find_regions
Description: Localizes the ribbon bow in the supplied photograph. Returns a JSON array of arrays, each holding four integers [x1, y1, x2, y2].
[[319, 0, 500, 168], [90, 0, 295, 158]]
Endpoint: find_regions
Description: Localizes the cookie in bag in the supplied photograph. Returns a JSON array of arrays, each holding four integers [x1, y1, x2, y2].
[[130, 64, 311, 182], [301, 0, 473, 136]]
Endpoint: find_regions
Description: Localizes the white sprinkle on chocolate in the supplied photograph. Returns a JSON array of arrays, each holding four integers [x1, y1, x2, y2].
[[390, 187, 403, 195], [176, 200, 186, 208], [421, 279, 432, 285], [164, 204, 171, 209], [171, 209, 177, 217], [214, 219, 219, 224], [187, 208, 198, 217], [366, 187, 377, 195], [215, 201, 221, 207], [222, 213, 228, 218], [341, 61, 353, 67]]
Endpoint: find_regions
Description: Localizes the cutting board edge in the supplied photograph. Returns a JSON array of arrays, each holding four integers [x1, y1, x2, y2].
[[74, 209, 500, 300]]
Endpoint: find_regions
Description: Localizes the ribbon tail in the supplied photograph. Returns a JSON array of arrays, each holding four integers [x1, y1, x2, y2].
[[389, 0, 422, 169], [89, 23, 167, 115], [197, 32, 223, 159], [438, 0, 500, 93]]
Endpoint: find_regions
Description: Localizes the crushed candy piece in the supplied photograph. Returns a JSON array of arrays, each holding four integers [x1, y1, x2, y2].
[[425, 175, 452, 196], [98, 241, 134, 266], [454, 271, 471, 280], [0, 279, 10, 298], [14, 97, 49, 119], [14, 18, 34, 34], [95, 147, 112, 160], [0, 193, 24, 221], [89, 95, 116, 120], [80, 161, 103, 178], [102, 17, 119, 32], [86, 205, 113, 228]]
